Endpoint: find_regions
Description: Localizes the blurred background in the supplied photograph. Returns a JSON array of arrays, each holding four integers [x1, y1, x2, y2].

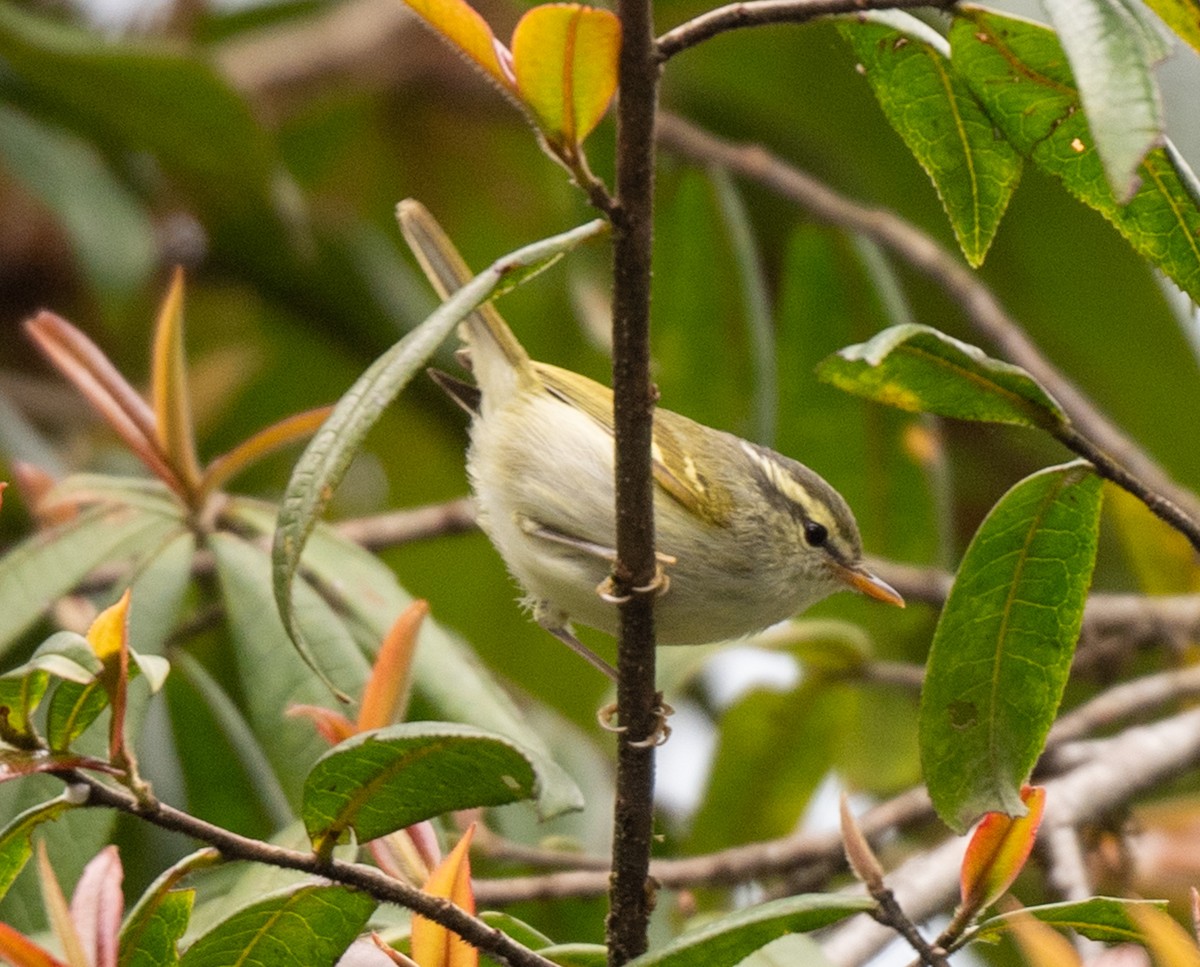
[[1, 0, 1198, 953]]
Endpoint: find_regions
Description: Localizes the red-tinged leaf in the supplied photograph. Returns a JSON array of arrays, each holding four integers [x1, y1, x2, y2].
[[37, 840, 89, 967], [287, 704, 357, 746], [401, 0, 516, 92], [150, 267, 201, 497], [1127, 903, 1200, 967], [368, 823, 439, 884], [961, 786, 1047, 914], [24, 313, 181, 492], [197, 405, 334, 499], [0, 750, 119, 781], [0, 480, 6, 513], [411, 824, 478, 967], [511, 4, 620, 147], [357, 600, 428, 733], [11, 463, 76, 527], [0, 923, 70, 967], [69, 846, 122, 967], [85, 590, 133, 770]]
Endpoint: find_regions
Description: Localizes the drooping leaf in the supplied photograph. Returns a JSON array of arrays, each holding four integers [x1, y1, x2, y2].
[[974, 897, 1169, 944], [0, 798, 78, 903], [177, 884, 376, 967], [960, 785, 1047, 914], [511, 5, 620, 147], [271, 213, 607, 697], [622, 894, 877, 967], [1041, 0, 1168, 201], [920, 463, 1102, 831], [817, 324, 1067, 431], [411, 825, 477, 967], [949, 7, 1200, 301], [0, 751, 118, 782], [302, 724, 538, 852], [840, 13, 1022, 266]]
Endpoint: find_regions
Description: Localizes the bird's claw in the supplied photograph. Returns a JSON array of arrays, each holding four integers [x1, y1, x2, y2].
[[597, 699, 675, 747]]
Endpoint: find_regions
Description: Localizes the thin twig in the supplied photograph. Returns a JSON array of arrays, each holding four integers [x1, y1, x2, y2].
[[69, 772, 556, 967], [607, 0, 663, 954], [654, 113, 1200, 533], [656, 0, 955, 61]]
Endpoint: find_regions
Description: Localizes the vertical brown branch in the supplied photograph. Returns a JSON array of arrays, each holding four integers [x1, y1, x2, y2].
[[606, 0, 660, 958]]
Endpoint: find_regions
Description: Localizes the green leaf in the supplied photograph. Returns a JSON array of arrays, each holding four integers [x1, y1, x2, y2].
[[0, 503, 182, 660], [303, 722, 539, 852], [539, 944, 609, 967], [624, 895, 876, 967], [949, 7, 1200, 301], [839, 13, 1022, 266], [974, 897, 1169, 944], [0, 104, 155, 302], [0, 798, 77, 903], [211, 533, 368, 805], [478, 911, 555, 950], [118, 849, 215, 967], [233, 507, 583, 824], [919, 463, 1102, 832], [1042, 0, 1168, 200], [817, 323, 1067, 430], [271, 216, 608, 697], [178, 883, 376, 967]]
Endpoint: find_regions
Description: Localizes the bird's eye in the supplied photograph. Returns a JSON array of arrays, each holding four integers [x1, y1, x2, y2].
[[804, 521, 828, 548]]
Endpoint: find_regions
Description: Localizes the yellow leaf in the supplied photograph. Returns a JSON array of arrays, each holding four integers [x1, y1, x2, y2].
[[402, 0, 516, 92], [1129, 902, 1200, 967], [87, 590, 131, 669], [1107, 485, 1200, 594], [357, 601, 428, 733], [1004, 904, 1083, 967], [411, 825, 477, 967], [151, 267, 202, 496], [36, 842, 89, 967], [511, 4, 620, 146]]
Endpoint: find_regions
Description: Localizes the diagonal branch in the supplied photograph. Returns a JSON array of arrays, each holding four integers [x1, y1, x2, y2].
[[654, 113, 1200, 533]]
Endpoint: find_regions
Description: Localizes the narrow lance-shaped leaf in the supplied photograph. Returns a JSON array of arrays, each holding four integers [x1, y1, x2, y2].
[[197, 405, 333, 500], [68, 846, 123, 967], [959, 785, 1046, 915], [150, 268, 201, 498], [1126, 903, 1200, 967], [357, 600, 427, 732], [0, 923, 70, 967], [920, 463, 1102, 832], [23, 313, 179, 491], [411, 824, 478, 967], [974, 897, 1171, 945], [511, 5, 620, 148], [302, 722, 539, 854], [839, 13, 1022, 267], [271, 212, 607, 697], [1041, 0, 1168, 202], [37, 840, 89, 967], [949, 8, 1200, 302], [817, 324, 1067, 430]]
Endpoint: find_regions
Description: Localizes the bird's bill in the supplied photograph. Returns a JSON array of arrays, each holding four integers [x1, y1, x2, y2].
[[831, 562, 905, 608]]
